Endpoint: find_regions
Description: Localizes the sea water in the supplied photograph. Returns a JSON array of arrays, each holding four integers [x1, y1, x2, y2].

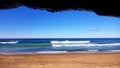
[[0, 38, 120, 54]]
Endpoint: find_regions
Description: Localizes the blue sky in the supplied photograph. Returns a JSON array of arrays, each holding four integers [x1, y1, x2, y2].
[[0, 6, 120, 38]]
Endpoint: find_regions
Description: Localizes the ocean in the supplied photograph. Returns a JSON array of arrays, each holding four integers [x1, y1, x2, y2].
[[0, 38, 120, 54]]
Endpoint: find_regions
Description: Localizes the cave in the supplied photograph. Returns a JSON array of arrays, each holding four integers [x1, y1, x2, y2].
[[0, 0, 120, 17]]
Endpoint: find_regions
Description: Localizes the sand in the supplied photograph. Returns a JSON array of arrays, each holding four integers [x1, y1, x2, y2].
[[0, 53, 120, 68]]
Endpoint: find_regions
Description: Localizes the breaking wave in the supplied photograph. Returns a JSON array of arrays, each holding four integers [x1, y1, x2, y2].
[[0, 41, 18, 44], [52, 43, 120, 47]]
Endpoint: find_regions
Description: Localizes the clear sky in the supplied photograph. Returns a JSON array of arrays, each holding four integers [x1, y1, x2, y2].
[[0, 6, 120, 38]]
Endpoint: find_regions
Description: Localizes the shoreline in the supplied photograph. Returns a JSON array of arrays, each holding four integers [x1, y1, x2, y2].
[[1, 50, 120, 55], [0, 53, 120, 68], [0, 52, 120, 55]]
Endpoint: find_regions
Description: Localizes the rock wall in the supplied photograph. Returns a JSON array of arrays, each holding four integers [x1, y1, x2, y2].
[[0, 0, 120, 17]]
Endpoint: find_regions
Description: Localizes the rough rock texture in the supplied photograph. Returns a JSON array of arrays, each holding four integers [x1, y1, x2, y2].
[[0, 0, 120, 17]]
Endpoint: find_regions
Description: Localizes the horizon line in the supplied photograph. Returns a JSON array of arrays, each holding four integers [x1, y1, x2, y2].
[[0, 37, 120, 39]]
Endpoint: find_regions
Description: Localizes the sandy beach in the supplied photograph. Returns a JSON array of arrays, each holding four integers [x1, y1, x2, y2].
[[0, 53, 120, 68]]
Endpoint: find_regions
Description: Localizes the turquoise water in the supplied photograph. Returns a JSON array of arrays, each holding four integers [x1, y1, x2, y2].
[[0, 43, 51, 48]]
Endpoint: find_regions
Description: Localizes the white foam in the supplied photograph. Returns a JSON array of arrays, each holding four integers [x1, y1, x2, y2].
[[51, 40, 90, 44], [36, 51, 68, 54], [94, 43, 120, 46], [107, 50, 120, 52], [51, 40, 120, 47], [88, 50, 99, 52], [0, 41, 18, 44]]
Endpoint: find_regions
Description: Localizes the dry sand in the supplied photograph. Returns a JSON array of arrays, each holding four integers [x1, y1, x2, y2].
[[0, 53, 120, 68]]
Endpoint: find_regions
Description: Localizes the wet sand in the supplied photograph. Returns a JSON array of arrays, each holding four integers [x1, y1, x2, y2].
[[0, 53, 120, 68]]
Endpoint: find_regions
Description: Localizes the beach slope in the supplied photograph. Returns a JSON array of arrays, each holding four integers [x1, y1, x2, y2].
[[0, 53, 120, 68]]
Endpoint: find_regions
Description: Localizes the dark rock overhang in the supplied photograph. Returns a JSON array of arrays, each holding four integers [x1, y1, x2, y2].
[[0, 0, 120, 17]]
